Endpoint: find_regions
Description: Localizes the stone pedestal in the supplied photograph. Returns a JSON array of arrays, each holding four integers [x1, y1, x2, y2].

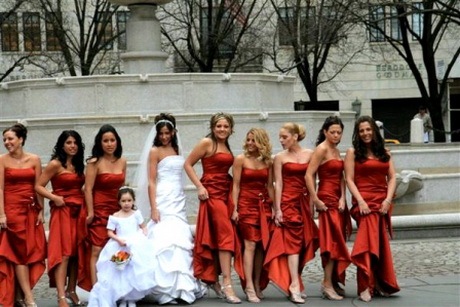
[[110, 0, 172, 74], [411, 118, 424, 143]]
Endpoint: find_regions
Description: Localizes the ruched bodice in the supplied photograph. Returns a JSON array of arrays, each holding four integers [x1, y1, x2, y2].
[[281, 163, 308, 203], [50, 172, 85, 206], [4, 168, 36, 206], [200, 152, 234, 201], [354, 159, 389, 206], [157, 155, 184, 185], [201, 152, 233, 174], [93, 173, 125, 206], [317, 159, 343, 207]]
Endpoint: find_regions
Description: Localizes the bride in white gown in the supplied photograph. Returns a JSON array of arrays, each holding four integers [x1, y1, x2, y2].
[[135, 113, 205, 305]]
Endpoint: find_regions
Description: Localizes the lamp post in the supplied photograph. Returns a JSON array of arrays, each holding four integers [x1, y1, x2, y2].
[[351, 98, 362, 118], [109, 0, 173, 74]]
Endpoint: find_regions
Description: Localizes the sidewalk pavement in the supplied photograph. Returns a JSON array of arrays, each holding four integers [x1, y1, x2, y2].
[[35, 238, 460, 307]]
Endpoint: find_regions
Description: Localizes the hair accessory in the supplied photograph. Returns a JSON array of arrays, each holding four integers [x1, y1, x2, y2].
[[119, 185, 131, 191], [155, 119, 174, 128]]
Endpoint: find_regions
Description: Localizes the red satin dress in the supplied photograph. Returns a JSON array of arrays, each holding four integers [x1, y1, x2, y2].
[[193, 152, 242, 283], [87, 173, 125, 247], [317, 160, 351, 286], [0, 168, 46, 306], [48, 172, 91, 291], [237, 167, 273, 290], [350, 159, 400, 296], [264, 163, 319, 294]]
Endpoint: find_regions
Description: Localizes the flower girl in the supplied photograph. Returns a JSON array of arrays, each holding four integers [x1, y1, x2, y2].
[[88, 187, 156, 307]]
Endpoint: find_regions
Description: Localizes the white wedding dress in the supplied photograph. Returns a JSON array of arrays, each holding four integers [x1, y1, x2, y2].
[[88, 210, 157, 307], [143, 155, 205, 304]]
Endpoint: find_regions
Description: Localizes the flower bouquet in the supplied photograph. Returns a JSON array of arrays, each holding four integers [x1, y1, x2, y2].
[[111, 250, 131, 271]]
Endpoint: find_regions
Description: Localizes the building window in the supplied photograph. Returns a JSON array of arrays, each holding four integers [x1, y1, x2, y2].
[[45, 12, 61, 51], [412, 2, 424, 38], [0, 13, 19, 51], [98, 12, 113, 50], [278, 6, 316, 46], [200, 7, 234, 59], [390, 7, 402, 40], [23, 12, 41, 51], [117, 11, 129, 50], [369, 5, 385, 42]]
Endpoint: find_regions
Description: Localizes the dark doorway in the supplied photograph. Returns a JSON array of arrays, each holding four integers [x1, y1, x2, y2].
[[450, 93, 460, 142], [294, 100, 339, 111], [372, 98, 423, 143]]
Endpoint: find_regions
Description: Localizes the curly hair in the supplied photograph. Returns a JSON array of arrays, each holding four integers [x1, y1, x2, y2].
[[315, 116, 344, 146], [352, 116, 389, 163], [243, 127, 272, 165], [153, 113, 179, 154], [51, 130, 85, 176], [281, 122, 306, 142], [206, 112, 234, 154], [88, 124, 123, 162]]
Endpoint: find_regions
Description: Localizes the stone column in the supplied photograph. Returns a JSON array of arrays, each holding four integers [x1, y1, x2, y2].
[[109, 0, 172, 74]]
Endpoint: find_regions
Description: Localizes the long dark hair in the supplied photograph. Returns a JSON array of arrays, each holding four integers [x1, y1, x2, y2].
[[206, 112, 234, 154], [352, 116, 389, 163], [88, 124, 123, 162], [315, 116, 344, 146], [3, 123, 28, 146], [51, 130, 85, 176], [153, 113, 179, 154]]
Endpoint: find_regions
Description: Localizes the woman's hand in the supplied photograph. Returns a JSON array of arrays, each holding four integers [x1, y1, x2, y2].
[[197, 186, 209, 201], [0, 215, 7, 229], [358, 200, 371, 215], [274, 209, 283, 226], [53, 196, 66, 207], [151, 208, 160, 223], [379, 199, 391, 215], [338, 198, 346, 213], [231, 210, 238, 223], [86, 212, 94, 225], [37, 211, 45, 225], [313, 199, 328, 212]]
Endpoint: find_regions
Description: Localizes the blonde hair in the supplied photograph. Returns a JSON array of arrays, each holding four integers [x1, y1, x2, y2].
[[281, 123, 306, 141], [243, 127, 272, 164], [206, 112, 235, 154]]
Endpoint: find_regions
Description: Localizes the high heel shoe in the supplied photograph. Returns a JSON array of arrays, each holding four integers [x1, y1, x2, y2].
[[221, 284, 242, 304], [255, 288, 264, 300], [207, 282, 224, 299], [245, 288, 260, 303], [375, 284, 391, 297], [321, 284, 343, 301], [14, 299, 26, 307], [24, 301, 37, 307], [333, 283, 345, 297], [359, 288, 372, 302], [66, 291, 83, 306], [288, 291, 305, 304], [58, 295, 70, 307]]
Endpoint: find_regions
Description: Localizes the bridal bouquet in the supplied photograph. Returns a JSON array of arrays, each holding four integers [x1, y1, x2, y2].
[[111, 251, 131, 270]]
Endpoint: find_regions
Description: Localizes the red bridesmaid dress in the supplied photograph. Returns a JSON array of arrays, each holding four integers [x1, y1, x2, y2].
[[48, 172, 91, 291], [317, 159, 351, 286], [87, 173, 125, 247], [193, 152, 242, 283], [0, 168, 46, 306], [350, 159, 400, 296], [237, 167, 273, 290], [264, 163, 319, 294]]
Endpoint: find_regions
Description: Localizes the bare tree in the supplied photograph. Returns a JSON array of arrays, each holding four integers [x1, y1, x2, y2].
[[359, 0, 460, 142], [160, 0, 269, 72], [268, 0, 364, 105], [32, 0, 123, 76]]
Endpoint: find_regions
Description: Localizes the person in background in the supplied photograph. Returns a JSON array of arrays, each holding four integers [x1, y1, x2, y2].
[[413, 105, 433, 143]]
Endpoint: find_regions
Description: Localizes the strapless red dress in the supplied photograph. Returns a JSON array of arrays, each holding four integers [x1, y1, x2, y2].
[[237, 167, 273, 290], [350, 159, 400, 296], [193, 152, 242, 283], [264, 163, 319, 294], [87, 173, 125, 247], [48, 172, 91, 291], [0, 168, 46, 306], [317, 160, 351, 286]]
